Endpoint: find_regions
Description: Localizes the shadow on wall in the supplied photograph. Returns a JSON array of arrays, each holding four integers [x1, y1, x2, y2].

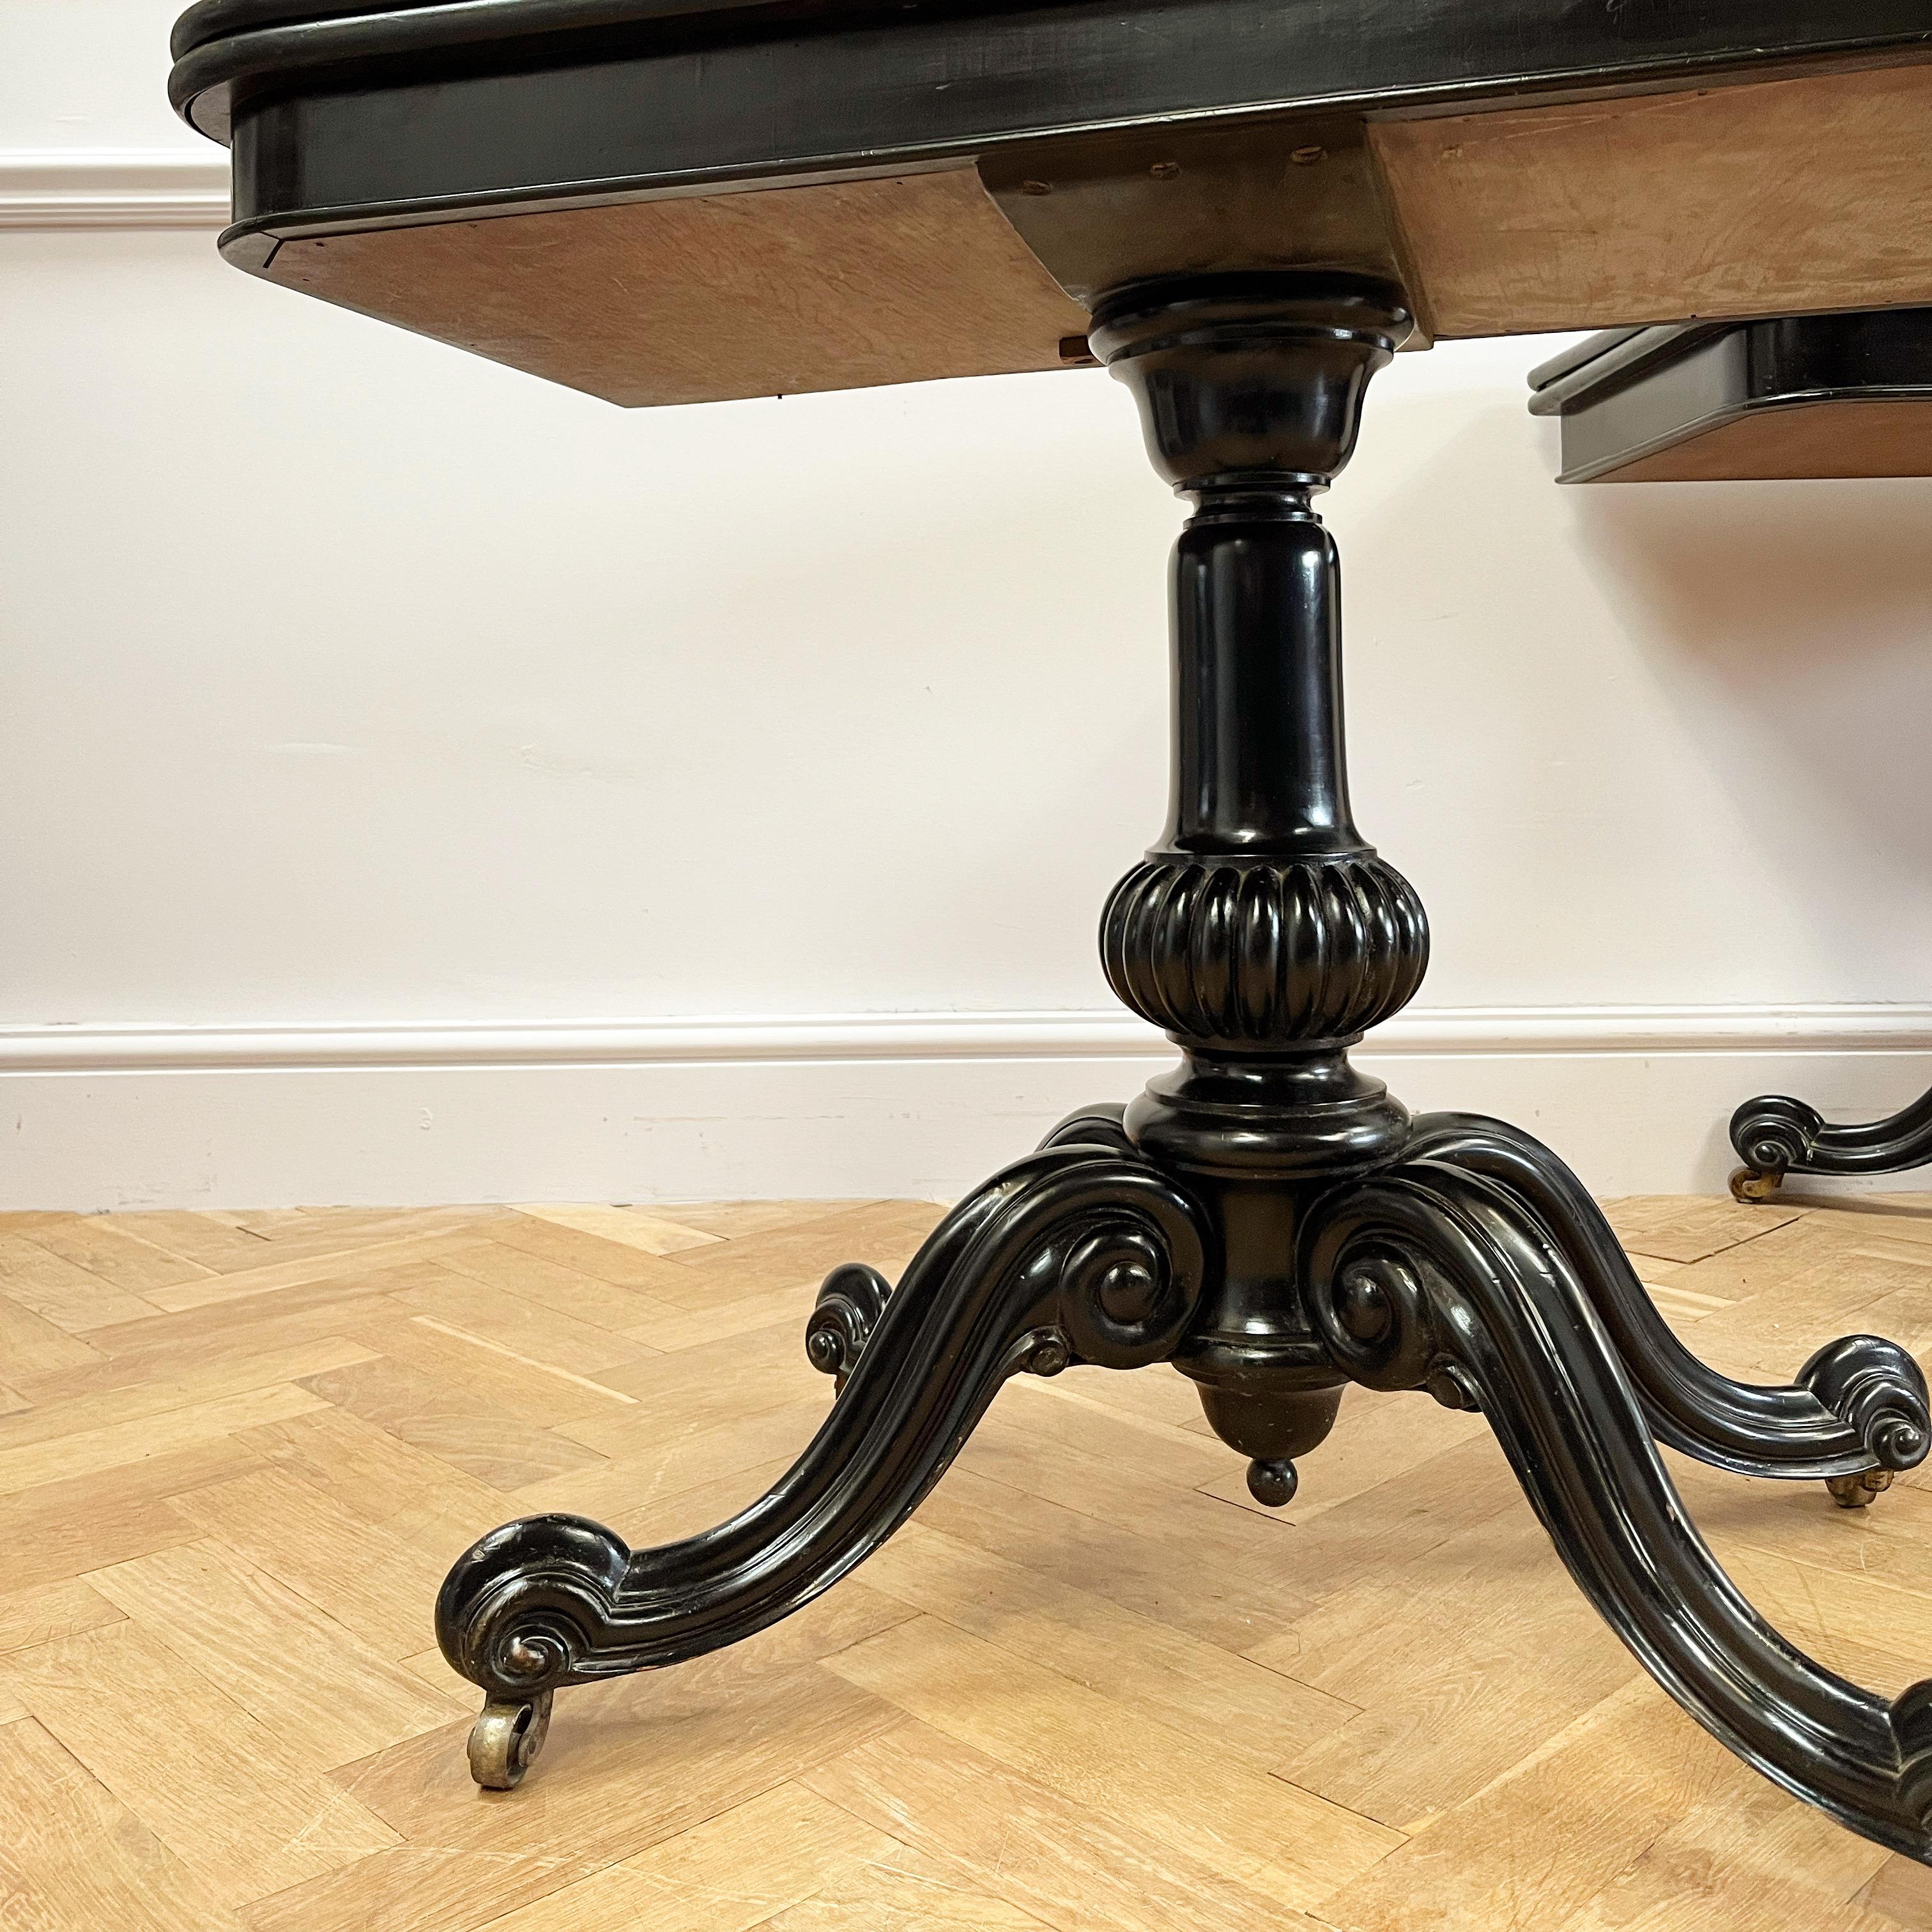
[[1569, 478, 1932, 881]]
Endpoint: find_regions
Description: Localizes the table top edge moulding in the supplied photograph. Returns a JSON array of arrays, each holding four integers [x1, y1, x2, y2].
[[169, 1, 1932, 406]]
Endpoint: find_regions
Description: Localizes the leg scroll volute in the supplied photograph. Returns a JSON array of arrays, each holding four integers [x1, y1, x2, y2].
[[436, 1137, 1211, 1786], [1301, 1147, 1932, 1862], [804, 1261, 891, 1390]]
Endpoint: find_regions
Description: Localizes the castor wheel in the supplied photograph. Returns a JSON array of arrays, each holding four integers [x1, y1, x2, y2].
[[1827, 1468, 1896, 1510], [1246, 1458, 1299, 1507], [466, 1689, 553, 1789], [1729, 1167, 1785, 1205]]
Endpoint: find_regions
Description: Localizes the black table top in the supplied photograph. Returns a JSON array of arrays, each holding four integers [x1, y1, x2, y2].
[[165, 1, 1932, 408], [169, 0, 1932, 146]]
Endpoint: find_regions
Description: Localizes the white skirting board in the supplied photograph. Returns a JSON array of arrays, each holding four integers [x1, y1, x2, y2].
[[3, 1008, 1929, 1210], [0, 150, 230, 228]]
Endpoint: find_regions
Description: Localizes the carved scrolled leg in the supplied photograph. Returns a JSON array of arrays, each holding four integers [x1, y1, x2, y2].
[[437, 1138, 1209, 1784], [1731, 1085, 1932, 1200], [1402, 1114, 1930, 1490], [1303, 1154, 1932, 1860]]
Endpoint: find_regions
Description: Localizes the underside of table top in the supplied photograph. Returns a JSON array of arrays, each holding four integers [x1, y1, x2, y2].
[[169, 2, 1932, 406]]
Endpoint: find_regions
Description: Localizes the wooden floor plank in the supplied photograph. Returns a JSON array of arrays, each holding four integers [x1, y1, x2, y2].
[[512, 1397, 828, 1523], [231, 1401, 512, 1560], [656, 1202, 943, 1302], [0, 1439, 263, 1591], [1858, 1853, 1932, 1929], [473, 1218, 714, 1299], [171, 1467, 461, 1659], [651, 1200, 875, 1241], [857, 1521, 1360, 1768], [435, 1236, 689, 1334], [331, 1308, 639, 1427], [949, 1402, 1308, 1584], [0, 1234, 164, 1331], [0, 1381, 327, 1498], [802, 1719, 1320, 1932], [61, 1283, 407, 1387], [0, 1578, 123, 1655], [0, 1287, 105, 1379], [821, 1614, 1404, 1913], [240, 1846, 601, 1932], [139, 1230, 499, 1315], [2, 1621, 401, 1908], [1315, 1680, 1737, 1932], [627, 1276, 824, 1354], [514, 1202, 725, 1257], [2, 1333, 379, 1441], [913, 1458, 1315, 1652], [1264, 1504, 1642, 1827], [1554, 1756, 1895, 1932], [560, 1319, 831, 1449], [6, 1215, 215, 1298], [88, 1540, 468, 1768], [387, 1265, 652, 1374], [0, 1187, 1927, 1931], [296, 1347, 612, 1492], [100, 1209, 287, 1273], [755, 1847, 1057, 1930], [1599, 1194, 1802, 1265], [467, 1781, 914, 1932], [0, 1716, 250, 1932]]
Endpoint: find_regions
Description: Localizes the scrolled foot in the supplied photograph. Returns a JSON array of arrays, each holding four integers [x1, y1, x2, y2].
[[1828, 1468, 1896, 1510], [1800, 1335, 1930, 1474], [436, 1133, 1208, 1782], [1729, 1094, 1824, 1186], [1730, 1085, 1932, 1184], [1303, 1146, 1932, 1862], [467, 1689, 553, 1790]]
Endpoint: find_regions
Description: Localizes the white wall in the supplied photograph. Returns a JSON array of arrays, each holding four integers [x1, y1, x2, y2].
[[4, 3, 1932, 1208]]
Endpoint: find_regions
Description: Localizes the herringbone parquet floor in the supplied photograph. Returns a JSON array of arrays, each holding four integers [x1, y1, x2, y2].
[[4, 1188, 1932, 1930]]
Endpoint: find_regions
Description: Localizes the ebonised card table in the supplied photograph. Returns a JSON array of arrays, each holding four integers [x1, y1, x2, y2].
[[172, 0, 1932, 1864]]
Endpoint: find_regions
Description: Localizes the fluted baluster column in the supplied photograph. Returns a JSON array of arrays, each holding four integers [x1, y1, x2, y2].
[[1088, 275, 1429, 1496]]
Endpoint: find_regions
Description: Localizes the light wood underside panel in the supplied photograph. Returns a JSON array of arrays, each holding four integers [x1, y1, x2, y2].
[[1587, 398, 1932, 483], [262, 166, 1091, 407], [3, 1190, 1932, 1924], [1371, 58, 1932, 339], [259, 59, 1932, 406]]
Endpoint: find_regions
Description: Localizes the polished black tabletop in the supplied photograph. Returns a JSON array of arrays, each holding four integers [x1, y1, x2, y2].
[[168, 2, 1932, 404], [171, 1, 1932, 181]]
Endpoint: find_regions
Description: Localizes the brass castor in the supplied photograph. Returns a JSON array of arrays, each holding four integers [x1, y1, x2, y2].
[[466, 1689, 553, 1790], [1827, 1468, 1896, 1510], [1729, 1167, 1785, 1205]]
